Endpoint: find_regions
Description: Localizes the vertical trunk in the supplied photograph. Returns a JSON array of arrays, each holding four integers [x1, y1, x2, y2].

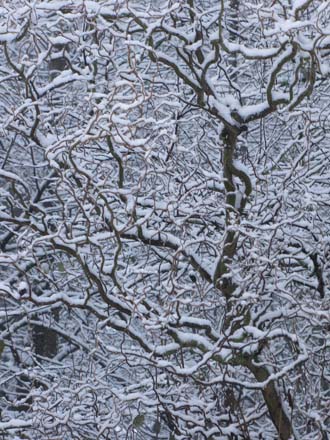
[[247, 361, 295, 440], [216, 127, 295, 439], [214, 127, 241, 299]]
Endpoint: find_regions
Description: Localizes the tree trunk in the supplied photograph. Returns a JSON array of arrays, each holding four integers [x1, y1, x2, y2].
[[247, 360, 295, 440], [216, 127, 295, 439]]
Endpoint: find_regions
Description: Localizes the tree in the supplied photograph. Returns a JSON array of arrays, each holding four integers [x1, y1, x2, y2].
[[0, 1, 330, 439]]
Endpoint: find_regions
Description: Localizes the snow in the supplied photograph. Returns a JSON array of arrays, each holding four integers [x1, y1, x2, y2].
[[0, 1, 329, 438], [0, 420, 32, 430]]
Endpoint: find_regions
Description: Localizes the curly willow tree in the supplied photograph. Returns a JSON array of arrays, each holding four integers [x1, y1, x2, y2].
[[1, 1, 330, 439]]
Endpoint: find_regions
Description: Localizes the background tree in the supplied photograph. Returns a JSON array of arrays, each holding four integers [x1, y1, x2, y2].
[[0, 1, 330, 439]]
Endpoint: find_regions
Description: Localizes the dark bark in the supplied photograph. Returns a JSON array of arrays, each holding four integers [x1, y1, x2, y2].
[[215, 126, 295, 440], [247, 360, 294, 440]]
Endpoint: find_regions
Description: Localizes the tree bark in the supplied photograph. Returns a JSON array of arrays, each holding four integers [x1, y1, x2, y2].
[[247, 360, 295, 440], [216, 126, 295, 439]]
